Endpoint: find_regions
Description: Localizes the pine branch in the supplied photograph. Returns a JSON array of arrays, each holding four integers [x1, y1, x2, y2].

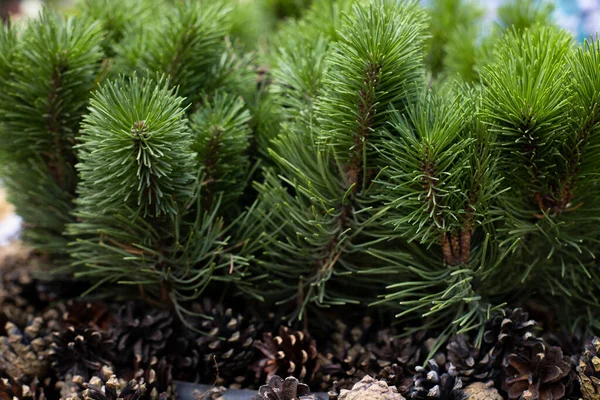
[[130, 0, 231, 106], [317, 0, 427, 192], [190, 92, 252, 211], [0, 10, 104, 256], [75, 75, 195, 218]]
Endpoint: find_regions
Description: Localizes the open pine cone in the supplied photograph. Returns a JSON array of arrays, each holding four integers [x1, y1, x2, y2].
[[0, 376, 48, 400], [252, 375, 317, 400], [0, 318, 51, 385], [483, 309, 539, 368], [197, 302, 262, 387], [577, 337, 600, 400], [502, 341, 572, 400], [60, 360, 173, 400], [408, 360, 465, 400], [255, 326, 319, 384], [446, 334, 494, 383], [112, 301, 173, 372], [318, 319, 376, 392], [50, 325, 115, 380]]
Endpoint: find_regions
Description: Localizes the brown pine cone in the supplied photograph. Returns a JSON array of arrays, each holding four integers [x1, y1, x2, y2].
[[0, 376, 48, 400], [50, 325, 115, 380], [338, 375, 404, 400], [446, 334, 494, 383], [377, 364, 412, 396], [577, 337, 600, 400], [367, 329, 428, 372], [60, 360, 173, 400], [318, 318, 377, 392], [503, 341, 572, 400], [0, 318, 51, 385], [255, 326, 319, 384], [483, 309, 539, 368], [112, 301, 173, 372], [172, 299, 263, 388], [252, 375, 317, 400]]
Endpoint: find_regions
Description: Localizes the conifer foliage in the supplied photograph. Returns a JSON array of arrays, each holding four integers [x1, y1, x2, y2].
[[2, 0, 600, 342]]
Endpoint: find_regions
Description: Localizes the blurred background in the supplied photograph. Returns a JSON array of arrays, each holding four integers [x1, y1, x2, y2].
[[2, 0, 600, 40]]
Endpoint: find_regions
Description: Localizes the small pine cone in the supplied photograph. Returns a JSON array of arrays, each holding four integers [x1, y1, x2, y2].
[[0, 376, 48, 400], [463, 381, 502, 400], [446, 334, 494, 383], [191, 301, 262, 387], [367, 329, 427, 372], [57, 300, 113, 331], [113, 302, 173, 371], [577, 337, 600, 400], [50, 325, 115, 380], [377, 364, 412, 395], [408, 361, 465, 400], [0, 319, 51, 384], [252, 375, 317, 400], [338, 375, 405, 400], [255, 326, 320, 384], [318, 343, 374, 391], [483, 309, 539, 368], [60, 361, 173, 400], [503, 341, 573, 400]]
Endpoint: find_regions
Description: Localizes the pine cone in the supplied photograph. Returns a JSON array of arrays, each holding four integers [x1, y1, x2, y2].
[[377, 364, 412, 395], [60, 360, 173, 400], [318, 344, 373, 395], [446, 334, 494, 383], [367, 329, 428, 372], [462, 382, 502, 400], [503, 341, 572, 400], [255, 326, 320, 384], [58, 299, 113, 331], [483, 309, 539, 368], [252, 375, 317, 400], [577, 337, 600, 400], [113, 302, 173, 371], [0, 376, 48, 400], [185, 300, 262, 387], [0, 318, 51, 384], [338, 375, 404, 400], [50, 325, 115, 380], [408, 361, 465, 400]]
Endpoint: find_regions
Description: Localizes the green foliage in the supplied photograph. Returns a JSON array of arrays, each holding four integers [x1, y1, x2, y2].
[[117, 0, 230, 105], [497, 0, 555, 32], [317, 0, 427, 190], [190, 92, 252, 211], [75, 75, 195, 218], [4, 0, 600, 339], [68, 76, 243, 315], [425, 0, 483, 78], [0, 10, 104, 255]]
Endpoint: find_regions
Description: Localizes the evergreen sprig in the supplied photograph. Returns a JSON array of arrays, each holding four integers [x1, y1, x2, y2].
[[0, 10, 104, 255], [317, 0, 426, 192], [190, 91, 252, 211], [74, 75, 195, 218]]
